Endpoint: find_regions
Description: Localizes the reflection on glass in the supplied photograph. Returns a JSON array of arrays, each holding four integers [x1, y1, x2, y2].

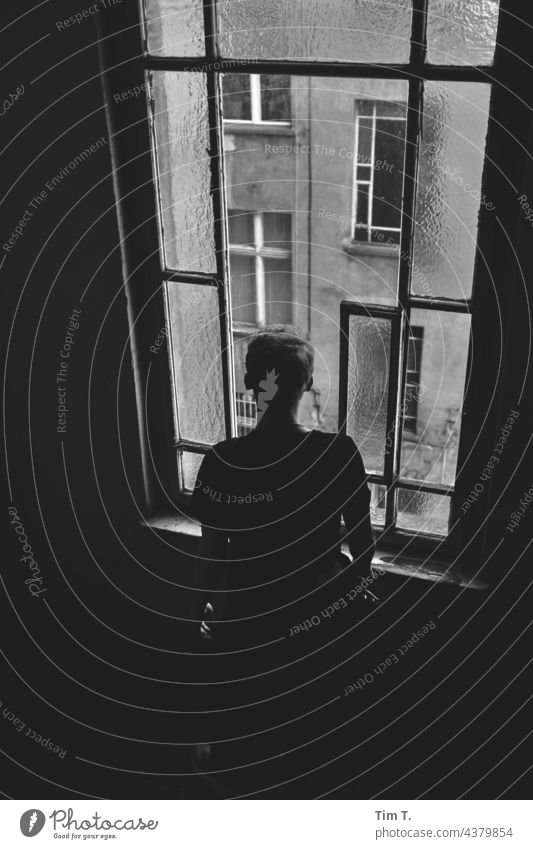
[[397, 488, 450, 536], [345, 314, 391, 476], [167, 282, 226, 444], [412, 81, 491, 300], [400, 309, 471, 487], [150, 72, 216, 272], [427, 0, 500, 66]]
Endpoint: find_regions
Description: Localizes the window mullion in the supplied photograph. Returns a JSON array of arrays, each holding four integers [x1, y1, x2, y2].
[[250, 73, 262, 122], [367, 104, 377, 243], [255, 213, 266, 324], [202, 0, 236, 438]]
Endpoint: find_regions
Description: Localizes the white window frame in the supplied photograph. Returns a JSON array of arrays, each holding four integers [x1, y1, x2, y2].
[[229, 210, 292, 326], [351, 102, 407, 243], [223, 73, 291, 127]]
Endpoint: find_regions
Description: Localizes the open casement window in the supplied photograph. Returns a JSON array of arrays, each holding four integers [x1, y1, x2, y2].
[[99, 0, 529, 564]]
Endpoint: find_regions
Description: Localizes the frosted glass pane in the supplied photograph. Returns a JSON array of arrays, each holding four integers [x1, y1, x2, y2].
[[150, 72, 216, 273], [345, 314, 391, 476], [412, 82, 490, 300], [397, 488, 450, 537], [217, 0, 412, 62], [181, 451, 205, 492], [143, 0, 205, 57], [167, 283, 226, 444], [370, 483, 387, 527], [427, 0, 500, 66], [400, 310, 471, 487]]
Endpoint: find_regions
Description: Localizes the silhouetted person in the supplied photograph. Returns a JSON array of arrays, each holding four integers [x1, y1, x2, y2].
[[190, 325, 375, 787]]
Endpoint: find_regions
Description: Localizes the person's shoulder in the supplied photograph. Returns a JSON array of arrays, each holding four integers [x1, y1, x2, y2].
[[206, 435, 252, 462], [313, 430, 362, 455]]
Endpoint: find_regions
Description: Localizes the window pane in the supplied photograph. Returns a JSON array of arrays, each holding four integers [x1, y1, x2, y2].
[[228, 210, 254, 245], [370, 483, 387, 527], [143, 0, 205, 57], [357, 117, 373, 160], [167, 282, 226, 444], [150, 72, 216, 272], [229, 254, 256, 323], [222, 73, 251, 121], [217, 0, 412, 62], [263, 212, 292, 248], [411, 82, 491, 300], [400, 310, 471, 487], [180, 450, 205, 493], [260, 75, 291, 121], [223, 77, 408, 432], [397, 488, 451, 537], [372, 119, 406, 231], [427, 0, 500, 66], [345, 313, 392, 477], [264, 257, 292, 324]]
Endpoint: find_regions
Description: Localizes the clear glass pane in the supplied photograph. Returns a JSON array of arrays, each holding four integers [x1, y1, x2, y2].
[[181, 450, 205, 492], [217, 0, 412, 62], [222, 73, 251, 120], [228, 210, 254, 245], [143, 0, 205, 57], [427, 0, 500, 66], [400, 309, 471, 487], [397, 488, 451, 536], [345, 314, 392, 476], [260, 75, 291, 121], [223, 77, 408, 431], [372, 119, 406, 230], [167, 282, 226, 444], [229, 253, 256, 323], [263, 212, 292, 248], [150, 72, 216, 273], [264, 257, 292, 324], [412, 81, 491, 300]]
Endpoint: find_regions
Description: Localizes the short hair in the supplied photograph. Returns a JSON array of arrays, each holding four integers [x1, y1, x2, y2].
[[245, 325, 314, 396]]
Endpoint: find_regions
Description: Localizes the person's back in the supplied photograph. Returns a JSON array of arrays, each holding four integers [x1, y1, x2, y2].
[[191, 326, 375, 646]]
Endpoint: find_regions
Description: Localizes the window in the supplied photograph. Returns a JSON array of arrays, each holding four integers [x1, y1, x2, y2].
[[227, 210, 293, 326], [222, 73, 291, 124], [106, 0, 519, 559], [235, 391, 257, 436], [352, 100, 407, 245], [403, 326, 424, 434]]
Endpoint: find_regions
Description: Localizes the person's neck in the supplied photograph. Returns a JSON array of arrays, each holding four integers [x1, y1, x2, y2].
[[253, 405, 309, 435]]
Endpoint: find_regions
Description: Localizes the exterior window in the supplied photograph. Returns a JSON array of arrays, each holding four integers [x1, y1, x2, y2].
[[352, 100, 407, 245], [228, 210, 292, 326], [121, 0, 508, 554], [235, 391, 257, 436], [222, 74, 291, 124], [403, 326, 424, 435]]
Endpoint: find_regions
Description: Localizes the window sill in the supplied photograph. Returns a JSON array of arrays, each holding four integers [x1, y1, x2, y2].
[[223, 121, 294, 135], [341, 236, 400, 258], [142, 512, 488, 591]]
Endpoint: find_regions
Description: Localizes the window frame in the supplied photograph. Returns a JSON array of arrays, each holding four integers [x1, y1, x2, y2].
[[222, 72, 292, 126], [351, 99, 407, 245], [96, 0, 529, 568], [228, 209, 293, 327]]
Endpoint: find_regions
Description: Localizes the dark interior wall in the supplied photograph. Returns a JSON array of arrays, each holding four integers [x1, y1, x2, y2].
[[1, 0, 532, 800]]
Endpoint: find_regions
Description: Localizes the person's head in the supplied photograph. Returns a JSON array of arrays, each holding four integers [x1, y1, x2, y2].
[[244, 325, 314, 406]]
